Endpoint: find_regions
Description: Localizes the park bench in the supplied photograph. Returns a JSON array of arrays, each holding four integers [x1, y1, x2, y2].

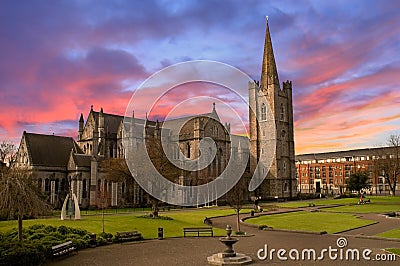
[[116, 231, 142, 242], [183, 227, 213, 237], [52, 241, 77, 258]]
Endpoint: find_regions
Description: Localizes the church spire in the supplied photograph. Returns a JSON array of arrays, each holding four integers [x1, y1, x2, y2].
[[260, 16, 279, 90]]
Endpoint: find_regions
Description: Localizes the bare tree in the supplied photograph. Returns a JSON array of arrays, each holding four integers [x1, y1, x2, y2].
[[101, 139, 179, 218], [373, 134, 400, 196], [144, 135, 179, 218], [100, 157, 139, 206], [0, 141, 17, 167], [0, 168, 50, 241], [225, 175, 249, 233]]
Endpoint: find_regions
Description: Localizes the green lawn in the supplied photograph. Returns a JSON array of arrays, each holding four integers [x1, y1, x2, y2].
[[275, 196, 400, 209], [323, 204, 400, 214], [0, 208, 248, 239], [386, 248, 400, 256], [276, 198, 357, 208], [376, 228, 400, 239], [245, 211, 376, 234]]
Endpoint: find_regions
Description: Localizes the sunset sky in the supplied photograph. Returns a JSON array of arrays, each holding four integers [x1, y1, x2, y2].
[[1, 0, 399, 154]]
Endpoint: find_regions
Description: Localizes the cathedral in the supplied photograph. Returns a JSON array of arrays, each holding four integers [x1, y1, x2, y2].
[[14, 20, 296, 209]]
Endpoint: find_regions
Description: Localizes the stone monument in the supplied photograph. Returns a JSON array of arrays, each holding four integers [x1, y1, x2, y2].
[[61, 192, 81, 220]]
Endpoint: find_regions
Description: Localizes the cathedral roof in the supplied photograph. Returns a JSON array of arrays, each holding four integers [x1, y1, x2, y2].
[[23, 132, 82, 167], [159, 104, 221, 133], [92, 111, 124, 134], [71, 153, 92, 167]]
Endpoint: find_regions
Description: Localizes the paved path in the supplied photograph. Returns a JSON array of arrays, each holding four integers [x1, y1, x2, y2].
[[338, 213, 400, 236], [46, 209, 400, 266]]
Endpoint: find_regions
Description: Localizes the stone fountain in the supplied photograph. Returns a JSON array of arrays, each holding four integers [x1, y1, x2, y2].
[[207, 225, 252, 265]]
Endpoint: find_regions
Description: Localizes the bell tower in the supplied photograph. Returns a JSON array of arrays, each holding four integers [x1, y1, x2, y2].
[[249, 17, 296, 198]]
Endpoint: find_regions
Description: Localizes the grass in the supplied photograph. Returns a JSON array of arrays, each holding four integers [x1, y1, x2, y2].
[[376, 228, 400, 239], [386, 248, 400, 256], [245, 211, 376, 234], [323, 204, 400, 214], [0, 208, 249, 239], [275, 196, 400, 209], [45, 207, 154, 218]]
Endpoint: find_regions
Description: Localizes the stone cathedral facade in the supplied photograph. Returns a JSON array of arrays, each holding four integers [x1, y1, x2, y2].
[[14, 20, 297, 209]]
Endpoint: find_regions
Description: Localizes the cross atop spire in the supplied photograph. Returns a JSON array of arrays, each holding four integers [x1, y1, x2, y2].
[[260, 17, 279, 90]]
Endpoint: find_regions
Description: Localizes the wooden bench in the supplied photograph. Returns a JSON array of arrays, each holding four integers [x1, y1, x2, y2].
[[52, 241, 77, 258], [183, 227, 213, 237], [116, 231, 142, 242]]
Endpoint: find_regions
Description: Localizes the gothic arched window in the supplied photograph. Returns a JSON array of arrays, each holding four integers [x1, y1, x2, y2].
[[82, 179, 87, 198], [280, 103, 285, 121], [261, 103, 266, 120], [186, 143, 191, 158], [44, 178, 50, 192]]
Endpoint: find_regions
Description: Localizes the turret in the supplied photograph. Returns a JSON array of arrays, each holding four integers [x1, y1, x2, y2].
[[99, 107, 104, 130], [283, 80, 292, 91], [78, 113, 84, 140]]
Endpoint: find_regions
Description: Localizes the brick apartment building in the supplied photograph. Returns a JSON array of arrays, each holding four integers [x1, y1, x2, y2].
[[296, 147, 400, 196]]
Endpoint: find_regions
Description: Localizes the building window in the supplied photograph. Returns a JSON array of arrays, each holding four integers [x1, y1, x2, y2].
[[186, 143, 191, 158], [281, 130, 286, 139], [261, 103, 266, 120], [61, 178, 67, 192], [44, 178, 50, 192], [82, 179, 87, 198], [280, 103, 285, 121]]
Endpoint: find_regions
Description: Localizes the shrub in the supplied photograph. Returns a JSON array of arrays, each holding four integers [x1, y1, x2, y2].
[[0, 241, 45, 266], [57, 225, 69, 235], [99, 232, 113, 241], [96, 235, 108, 246], [0, 224, 93, 264], [258, 224, 269, 230], [70, 227, 88, 236], [137, 214, 173, 220]]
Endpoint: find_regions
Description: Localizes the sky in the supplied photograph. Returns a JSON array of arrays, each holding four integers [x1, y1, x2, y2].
[[0, 0, 399, 154]]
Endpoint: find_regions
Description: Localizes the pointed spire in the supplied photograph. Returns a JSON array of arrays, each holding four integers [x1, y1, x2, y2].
[[100, 107, 103, 114], [79, 113, 84, 122], [260, 17, 279, 90], [212, 102, 216, 112]]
